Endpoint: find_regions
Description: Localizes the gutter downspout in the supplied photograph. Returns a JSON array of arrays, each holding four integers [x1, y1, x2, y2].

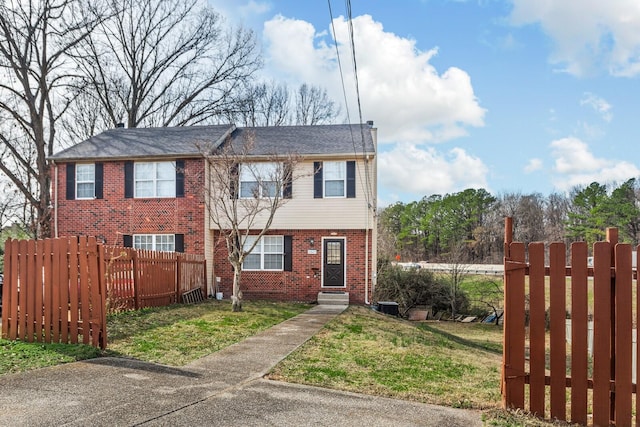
[[365, 189, 370, 305]]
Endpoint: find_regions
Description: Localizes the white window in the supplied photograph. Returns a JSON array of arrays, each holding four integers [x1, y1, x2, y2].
[[76, 164, 95, 199], [242, 235, 284, 270], [135, 162, 175, 198], [239, 163, 280, 198], [133, 234, 175, 252], [324, 161, 346, 197]]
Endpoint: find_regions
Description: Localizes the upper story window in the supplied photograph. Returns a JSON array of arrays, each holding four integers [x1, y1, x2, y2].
[[133, 234, 175, 252], [242, 235, 284, 270], [134, 162, 176, 198], [239, 162, 280, 198], [125, 160, 184, 199], [66, 162, 103, 200], [313, 161, 356, 199], [323, 161, 346, 197], [76, 164, 95, 199]]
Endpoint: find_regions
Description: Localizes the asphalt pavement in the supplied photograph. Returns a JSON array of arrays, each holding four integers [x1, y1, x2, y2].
[[0, 304, 483, 426]]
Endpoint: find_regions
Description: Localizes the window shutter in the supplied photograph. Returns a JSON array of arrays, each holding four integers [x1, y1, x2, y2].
[[283, 164, 292, 199], [124, 161, 134, 198], [346, 161, 356, 198], [95, 163, 104, 199], [66, 163, 75, 200], [229, 163, 239, 199], [175, 234, 184, 253], [123, 234, 133, 247], [175, 160, 185, 198], [313, 162, 323, 198], [284, 235, 293, 271]]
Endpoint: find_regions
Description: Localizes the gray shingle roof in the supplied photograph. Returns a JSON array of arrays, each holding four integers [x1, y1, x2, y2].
[[50, 125, 235, 160], [226, 124, 376, 156], [50, 123, 376, 161]]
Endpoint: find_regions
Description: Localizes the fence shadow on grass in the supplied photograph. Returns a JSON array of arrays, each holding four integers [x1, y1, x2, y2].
[[417, 323, 503, 355]]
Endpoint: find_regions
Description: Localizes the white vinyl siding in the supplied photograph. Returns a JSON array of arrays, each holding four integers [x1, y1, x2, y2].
[[209, 159, 375, 230]]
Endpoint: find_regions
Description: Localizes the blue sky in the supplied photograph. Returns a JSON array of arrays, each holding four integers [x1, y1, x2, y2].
[[209, 0, 640, 207]]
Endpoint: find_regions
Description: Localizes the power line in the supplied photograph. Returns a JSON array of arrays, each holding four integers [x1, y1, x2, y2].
[[327, 0, 376, 212]]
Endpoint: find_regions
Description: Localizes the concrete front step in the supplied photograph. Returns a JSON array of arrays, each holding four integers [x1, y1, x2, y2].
[[317, 291, 349, 305]]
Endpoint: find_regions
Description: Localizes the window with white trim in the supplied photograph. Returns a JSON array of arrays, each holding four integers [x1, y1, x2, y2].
[[323, 161, 346, 197], [135, 162, 176, 198], [133, 234, 175, 252], [242, 235, 284, 270], [76, 164, 95, 199], [239, 162, 280, 198]]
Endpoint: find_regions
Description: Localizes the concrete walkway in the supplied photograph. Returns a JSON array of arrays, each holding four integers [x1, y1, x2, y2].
[[0, 305, 482, 426]]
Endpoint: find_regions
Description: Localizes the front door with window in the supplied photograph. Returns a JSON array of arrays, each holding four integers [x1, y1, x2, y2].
[[323, 239, 345, 287]]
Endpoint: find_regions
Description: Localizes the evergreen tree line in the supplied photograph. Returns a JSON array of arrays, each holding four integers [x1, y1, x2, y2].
[[377, 178, 640, 264]]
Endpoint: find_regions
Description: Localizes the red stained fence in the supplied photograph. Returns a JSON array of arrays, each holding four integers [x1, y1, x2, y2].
[[1, 236, 107, 349], [103, 246, 206, 311], [2, 237, 207, 349], [503, 217, 637, 426]]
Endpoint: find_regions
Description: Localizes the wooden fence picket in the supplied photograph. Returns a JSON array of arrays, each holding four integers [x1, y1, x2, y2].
[[503, 219, 638, 426], [570, 242, 588, 425]]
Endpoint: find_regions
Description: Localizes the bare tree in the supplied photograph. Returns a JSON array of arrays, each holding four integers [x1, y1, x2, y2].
[[442, 239, 470, 319], [229, 81, 342, 128], [70, 0, 261, 131], [544, 192, 570, 242], [229, 81, 291, 127], [203, 131, 302, 311], [0, 0, 100, 237], [295, 83, 340, 125]]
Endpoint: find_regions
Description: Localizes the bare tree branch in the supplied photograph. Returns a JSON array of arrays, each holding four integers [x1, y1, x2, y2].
[[69, 0, 261, 131], [0, 0, 102, 237], [202, 131, 303, 311]]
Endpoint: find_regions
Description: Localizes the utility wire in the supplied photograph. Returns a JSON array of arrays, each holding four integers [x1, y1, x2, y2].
[[327, 0, 375, 211]]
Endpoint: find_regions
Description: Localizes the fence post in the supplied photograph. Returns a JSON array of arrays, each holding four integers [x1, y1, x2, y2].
[[606, 228, 618, 424], [132, 250, 139, 310], [97, 243, 108, 350], [502, 217, 526, 409], [176, 253, 182, 302]]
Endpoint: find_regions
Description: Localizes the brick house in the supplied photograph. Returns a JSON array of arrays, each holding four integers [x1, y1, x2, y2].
[[49, 123, 377, 304]]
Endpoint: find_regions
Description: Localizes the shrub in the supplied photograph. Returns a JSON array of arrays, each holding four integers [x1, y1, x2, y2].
[[374, 264, 452, 316]]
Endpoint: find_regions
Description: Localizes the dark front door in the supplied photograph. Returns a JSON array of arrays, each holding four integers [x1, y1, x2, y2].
[[323, 239, 345, 287]]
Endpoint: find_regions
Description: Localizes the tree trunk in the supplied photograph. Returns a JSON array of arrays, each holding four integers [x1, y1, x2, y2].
[[231, 266, 243, 312]]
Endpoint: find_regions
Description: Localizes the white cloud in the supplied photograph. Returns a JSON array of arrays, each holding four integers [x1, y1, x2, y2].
[[208, 0, 271, 29], [580, 92, 613, 122], [549, 137, 640, 189], [524, 158, 543, 173], [508, 0, 640, 76], [378, 144, 489, 197], [263, 14, 486, 143]]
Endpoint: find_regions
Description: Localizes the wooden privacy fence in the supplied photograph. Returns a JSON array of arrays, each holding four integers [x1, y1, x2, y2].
[[1, 236, 107, 349], [104, 246, 207, 311], [2, 237, 207, 350], [503, 217, 637, 426]]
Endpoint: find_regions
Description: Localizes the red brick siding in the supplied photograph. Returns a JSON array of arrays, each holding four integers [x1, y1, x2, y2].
[[53, 159, 205, 255], [212, 229, 373, 304]]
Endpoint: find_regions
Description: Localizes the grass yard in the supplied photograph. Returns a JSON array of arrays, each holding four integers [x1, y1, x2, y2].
[[105, 300, 310, 365], [269, 306, 503, 410], [0, 300, 310, 374]]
